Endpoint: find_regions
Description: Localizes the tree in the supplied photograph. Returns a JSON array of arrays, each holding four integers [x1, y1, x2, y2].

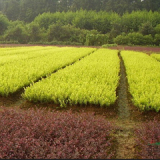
[[4, 21, 29, 43], [0, 13, 10, 35], [1, 0, 20, 21], [139, 22, 154, 36]]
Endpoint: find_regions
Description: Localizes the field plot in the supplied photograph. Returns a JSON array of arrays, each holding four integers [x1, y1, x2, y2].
[[121, 51, 160, 112], [23, 49, 120, 107], [151, 53, 160, 61], [0, 47, 95, 96], [0, 46, 51, 56], [0, 45, 160, 159], [0, 46, 69, 66]]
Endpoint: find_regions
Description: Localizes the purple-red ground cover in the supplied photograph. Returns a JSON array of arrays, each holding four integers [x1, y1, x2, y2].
[[0, 108, 117, 159], [135, 120, 160, 159], [110, 46, 160, 54]]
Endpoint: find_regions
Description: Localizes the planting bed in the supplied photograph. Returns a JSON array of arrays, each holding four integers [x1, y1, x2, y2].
[[0, 44, 160, 159]]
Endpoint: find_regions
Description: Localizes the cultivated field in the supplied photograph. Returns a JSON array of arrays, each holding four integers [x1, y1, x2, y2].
[[0, 45, 160, 159], [0, 46, 160, 111]]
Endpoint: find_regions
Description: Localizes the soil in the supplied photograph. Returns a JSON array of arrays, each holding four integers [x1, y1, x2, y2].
[[0, 44, 160, 159], [110, 45, 160, 54]]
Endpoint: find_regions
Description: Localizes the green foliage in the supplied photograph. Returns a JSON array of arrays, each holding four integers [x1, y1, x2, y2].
[[4, 21, 29, 44], [154, 34, 160, 46], [0, 40, 19, 44], [72, 10, 94, 30], [127, 32, 146, 45], [121, 51, 160, 112], [121, 11, 146, 33], [114, 32, 153, 46], [120, 11, 160, 34], [0, 46, 55, 65], [1, 0, 160, 22], [85, 34, 109, 46], [154, 24, 160, 34], [139, 22, 154, 36], [143, 34, 154, 45], [28, 41, 83, 46], [102, 44, 117, 48], [151, 54, 160, 62], [0, 14, 10, 35], [23, 49, 120, 107], [0, 9, 160, 46], [0, 47, 95, 96], [47, 23, 88, 44], [27, 22, 43, 42], [114, 33, 129, 45], [35, 10, 117, 34], [34, 12, 57, 30]]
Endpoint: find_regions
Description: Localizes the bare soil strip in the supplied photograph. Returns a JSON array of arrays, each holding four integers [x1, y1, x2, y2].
[[117, 52, 130, 120], [114, 52, 136, 159], [110, 45, 160, 54]]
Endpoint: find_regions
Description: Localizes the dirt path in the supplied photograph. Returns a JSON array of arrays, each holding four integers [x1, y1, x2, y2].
[[112, 52, 136, 159], [117, 52, 130, 120]]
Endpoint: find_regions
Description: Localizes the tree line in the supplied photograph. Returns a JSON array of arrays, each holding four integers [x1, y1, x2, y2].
[[0, 1, 160, 46], [0, 0, 160, 22]]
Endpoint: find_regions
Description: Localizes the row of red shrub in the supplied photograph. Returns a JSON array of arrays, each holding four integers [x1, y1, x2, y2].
[[0, 107, 159, 159], [0, 108, 116, 159], [135, 120, 160, 159]]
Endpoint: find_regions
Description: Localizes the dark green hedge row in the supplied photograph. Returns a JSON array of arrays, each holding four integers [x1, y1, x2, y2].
[[0, 10, 160, 46]]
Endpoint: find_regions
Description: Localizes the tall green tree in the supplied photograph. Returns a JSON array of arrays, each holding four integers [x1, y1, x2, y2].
[[0, 0, 160, 22], [0, 13, 10, 35], [1, 0, 20, 21]]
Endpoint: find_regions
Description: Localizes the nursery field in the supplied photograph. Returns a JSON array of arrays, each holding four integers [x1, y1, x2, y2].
[[23, 49, 120, 107], [0, 45, 160, 159], [0, 46, 160, 112]]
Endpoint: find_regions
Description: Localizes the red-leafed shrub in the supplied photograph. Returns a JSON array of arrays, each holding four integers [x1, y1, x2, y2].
[[0, 108, 116, 159], [135, 120, 160, 159]]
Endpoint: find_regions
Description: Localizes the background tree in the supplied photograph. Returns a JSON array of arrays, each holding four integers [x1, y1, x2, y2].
[[0, 13, 10, 35], [0, 0, 160, 21]]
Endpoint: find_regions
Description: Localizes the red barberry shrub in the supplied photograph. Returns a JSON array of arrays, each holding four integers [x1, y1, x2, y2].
[[135, 120, 160, 159], [0, 108, 116, 159]]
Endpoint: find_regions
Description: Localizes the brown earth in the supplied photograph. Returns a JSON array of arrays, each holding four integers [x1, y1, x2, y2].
[[0, 44, 160, 159], [110, 45, 160, 54]]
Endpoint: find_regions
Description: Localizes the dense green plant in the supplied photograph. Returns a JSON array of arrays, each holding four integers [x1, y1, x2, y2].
[[0, 14, 10, 35], [1, 0, 160, 22], [154, 34, 160, 46], [139, 22, 154, 36], [151, 53, 160, 62], [154, 24, 160, 34], [121, 51, 160, 112], [0, 47, 95, 96], [34, 10, 118, 34], [47, 23, 88, 44], [102, 44, 117, 48], [114, 33, 128, 45], [27, 22, 43, 42], [0, 40, 19, 44], [114, 32, 153, 45], [85, 34, 109, 46], [0, 10, 160, 46], [23, 49, 120, 107], [4, 22, 29, 44]]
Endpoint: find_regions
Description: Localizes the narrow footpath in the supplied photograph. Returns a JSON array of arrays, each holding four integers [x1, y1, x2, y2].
[[115, 52, 136, 159]]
